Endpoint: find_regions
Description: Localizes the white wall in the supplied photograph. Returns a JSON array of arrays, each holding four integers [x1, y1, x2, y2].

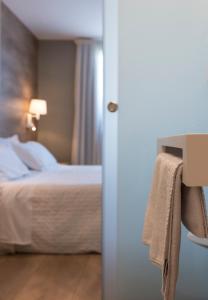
[[117, 1, 208, 299]]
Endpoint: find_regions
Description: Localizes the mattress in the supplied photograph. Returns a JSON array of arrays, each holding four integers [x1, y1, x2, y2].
[[0, 165, 102, 254]]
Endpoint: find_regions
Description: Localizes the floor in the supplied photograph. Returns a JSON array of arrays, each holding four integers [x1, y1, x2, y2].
[[0, 254, 101, 300]]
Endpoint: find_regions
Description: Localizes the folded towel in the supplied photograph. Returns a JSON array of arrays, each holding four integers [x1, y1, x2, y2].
[[143, 153, 208, 300]]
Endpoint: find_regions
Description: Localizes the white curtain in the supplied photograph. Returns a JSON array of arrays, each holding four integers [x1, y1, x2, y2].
[[71, 39, 103, 165]]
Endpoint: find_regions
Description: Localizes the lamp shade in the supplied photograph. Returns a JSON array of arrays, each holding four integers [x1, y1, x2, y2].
[[29, 99, 47, 116]]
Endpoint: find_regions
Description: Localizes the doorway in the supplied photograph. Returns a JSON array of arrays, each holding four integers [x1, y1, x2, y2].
[[0, 0, 105, 299]]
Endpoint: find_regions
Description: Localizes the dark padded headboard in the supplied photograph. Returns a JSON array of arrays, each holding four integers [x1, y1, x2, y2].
[[0, 3, 38, 141]]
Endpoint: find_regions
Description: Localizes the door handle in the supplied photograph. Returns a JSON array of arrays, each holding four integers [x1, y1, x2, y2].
[[107, 101, 118, 113]]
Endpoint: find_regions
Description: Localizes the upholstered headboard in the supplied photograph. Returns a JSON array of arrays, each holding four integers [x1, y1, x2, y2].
[[0, 3, 38, 141]]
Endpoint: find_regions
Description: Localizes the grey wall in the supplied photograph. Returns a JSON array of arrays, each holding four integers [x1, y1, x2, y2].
[[118, 0, 208, 299], [0, 2, 38, 140], [38, 41, 76, 163], [0, 5, 76, 158], [0, 2, 1, 99]]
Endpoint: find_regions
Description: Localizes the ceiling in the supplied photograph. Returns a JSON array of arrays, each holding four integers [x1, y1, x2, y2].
[[3, 0, 103, 40]]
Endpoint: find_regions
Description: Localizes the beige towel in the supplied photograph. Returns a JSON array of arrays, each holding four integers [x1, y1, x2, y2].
[[143, 153, 208, 300]]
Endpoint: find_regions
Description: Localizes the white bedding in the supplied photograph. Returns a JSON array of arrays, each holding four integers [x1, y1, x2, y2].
[[0, 165, 102, 254]]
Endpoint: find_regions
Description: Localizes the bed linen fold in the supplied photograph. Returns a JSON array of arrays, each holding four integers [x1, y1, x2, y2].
[[0, 184, 32, 245]]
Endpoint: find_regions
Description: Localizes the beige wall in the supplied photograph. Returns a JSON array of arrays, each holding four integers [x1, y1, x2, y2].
[[38, 41, 76, 163], [0, 2, 38, 140]]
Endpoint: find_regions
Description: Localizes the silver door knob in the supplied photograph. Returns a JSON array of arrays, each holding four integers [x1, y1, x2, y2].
[[108, 101, 118, 113]]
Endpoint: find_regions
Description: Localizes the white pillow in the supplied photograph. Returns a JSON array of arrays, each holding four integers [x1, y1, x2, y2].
[[12, 141, 57, 171], [0, 135, 20, 147], [0, 145, 30, 181]]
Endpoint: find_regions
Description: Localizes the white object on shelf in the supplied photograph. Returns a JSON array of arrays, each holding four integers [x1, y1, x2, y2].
[[187, 232, 208, 248]]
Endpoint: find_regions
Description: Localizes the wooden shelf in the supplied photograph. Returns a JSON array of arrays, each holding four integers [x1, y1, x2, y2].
[[158, 134, 208, 187]]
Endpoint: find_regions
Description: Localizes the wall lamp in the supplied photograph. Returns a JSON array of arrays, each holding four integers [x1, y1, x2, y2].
[[27, 99, 47, 132]]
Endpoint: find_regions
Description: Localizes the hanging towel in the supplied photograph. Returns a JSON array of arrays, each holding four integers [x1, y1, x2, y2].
[[143, 153, 208, 300]]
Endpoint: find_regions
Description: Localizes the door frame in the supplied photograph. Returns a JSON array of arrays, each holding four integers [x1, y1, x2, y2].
[[102, 0, 119, 299]]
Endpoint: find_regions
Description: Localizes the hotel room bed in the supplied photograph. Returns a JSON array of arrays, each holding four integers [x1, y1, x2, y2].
[[0, 165, 101, 254]]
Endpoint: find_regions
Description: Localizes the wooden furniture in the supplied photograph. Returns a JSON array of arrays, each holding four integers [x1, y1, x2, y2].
[[158, 134, 208, 187]]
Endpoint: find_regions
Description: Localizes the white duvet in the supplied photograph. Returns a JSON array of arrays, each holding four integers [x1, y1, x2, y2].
[[0, 165, 102, 254]]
